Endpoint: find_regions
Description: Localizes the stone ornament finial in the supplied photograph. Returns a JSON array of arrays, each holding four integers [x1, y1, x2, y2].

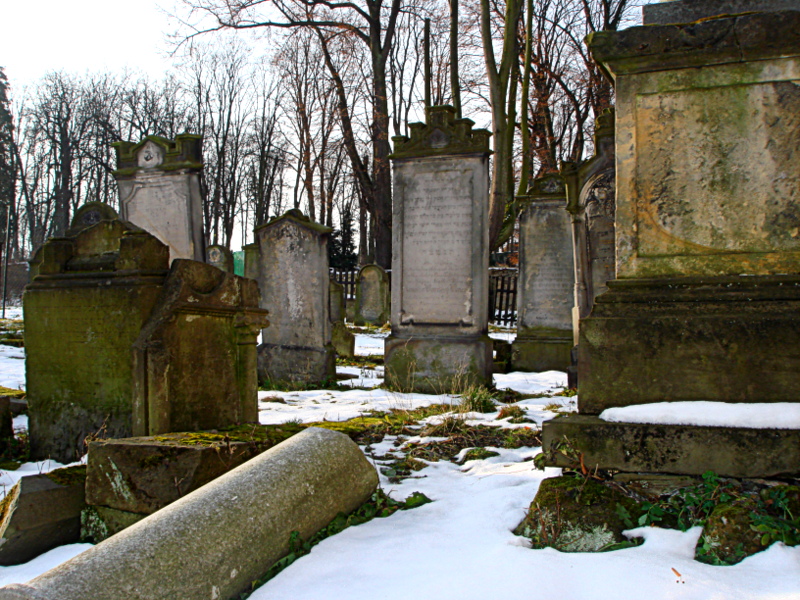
[[390, 105, 491, 159]]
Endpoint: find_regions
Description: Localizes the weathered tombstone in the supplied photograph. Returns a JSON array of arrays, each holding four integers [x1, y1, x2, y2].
[[205, 244, 234, 272], [561, 108, 616, 328], [243, 242, 259, 280], [132, 260, 269, 436], [511, 174, 574, 372], [385, 106, 493, 393], [24, 205, 170, 462], [113, 134, 205, 262], [354, 264, 389, 326], [330, 279, 355, 358], [541, 1, 800, 478], [255, 209, 336, 385], [0, 428, 378, 600]]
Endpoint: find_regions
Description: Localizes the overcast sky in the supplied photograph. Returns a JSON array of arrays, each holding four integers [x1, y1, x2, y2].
[[0, 0, 184, 91]]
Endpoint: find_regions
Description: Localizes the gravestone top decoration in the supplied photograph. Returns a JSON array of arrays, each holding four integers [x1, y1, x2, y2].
[[391, 105, 491, 159], [112, 134, 203, 176], [66, 202, 120, 237], [643, 0, 800, 25], [206, 244, 234, 273]]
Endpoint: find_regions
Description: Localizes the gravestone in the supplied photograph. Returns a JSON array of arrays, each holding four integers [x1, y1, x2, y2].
[[330, 279, 355, 358], [243, 243, 259, 280], [113, 134, 205, 262], [541, 2, 800, 478], [511, 175, 574, 372], [562, 109, 616, 327], [255, 210, 336, 385], [354, 264, 389, 326], [385, 106, 493, 393], [132, 260, 268, 436], [24, 205, 170, 462], [205, 244, 234, 272]]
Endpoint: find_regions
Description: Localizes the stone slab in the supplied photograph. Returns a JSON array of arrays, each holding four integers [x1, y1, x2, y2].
[[578, 275, 800, 413], [85, 435, 267, 515], [257, 343, 336, 386], [643, 0, 800, 25], [331, 322, 355, 359], [541, 414, 800, 478], [354, 265, 389, 326], [0, 467, 87, 565], [81, 506, 145, 544], [0, 428, 378, 600], [511, 332, 573, 373]]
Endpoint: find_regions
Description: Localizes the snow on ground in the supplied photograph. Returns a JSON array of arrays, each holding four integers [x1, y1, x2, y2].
[[0, 344, 25, 391], [600, 401, 800, 429], [1, 329, 799, 598]]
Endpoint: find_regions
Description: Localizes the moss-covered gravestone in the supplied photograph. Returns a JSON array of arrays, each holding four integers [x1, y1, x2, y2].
[[354, 264, 389, 326], [386, 106, 493, 393], [511, 175, 574, 372], [542, 2, 800, 478], [132, 259, 269, 436], [254, 210, 336, 386], [113, 134, 205, 262], [25, 205, 170, 462]]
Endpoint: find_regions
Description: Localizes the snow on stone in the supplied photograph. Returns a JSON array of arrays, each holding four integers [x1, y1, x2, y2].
[[600, 401, 800, 429]]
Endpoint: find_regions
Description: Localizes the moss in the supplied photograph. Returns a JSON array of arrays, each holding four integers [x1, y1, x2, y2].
[[514, 476, 645, 552], [44, 465, 87, 487], [699, 499, 762, 565], [0, 485, 17, 524], [0, 387, 24, 399], [462, 448, 500, 462], [0, 461, 20, 471]]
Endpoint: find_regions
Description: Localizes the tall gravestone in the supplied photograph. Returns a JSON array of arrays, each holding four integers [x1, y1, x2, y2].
[[354, 264, 389, 326], [255, 209, 336, 385], [132, 260, 268, 436], [330, 279, 355, 358], [511, 175, 574, 372], [541, 1, 800, 478], [562, 109, 616, 329], [24, 205, 170, 462], [385, 106, 493, 393], [113, 134, 205, 262]]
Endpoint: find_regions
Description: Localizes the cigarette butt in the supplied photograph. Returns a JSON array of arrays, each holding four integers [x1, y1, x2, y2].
[[671, 568, 682, 578]]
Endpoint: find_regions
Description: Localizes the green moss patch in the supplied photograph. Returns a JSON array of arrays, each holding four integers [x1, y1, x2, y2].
[[0, 387, 24, 399], [44, 465, 87, 487]]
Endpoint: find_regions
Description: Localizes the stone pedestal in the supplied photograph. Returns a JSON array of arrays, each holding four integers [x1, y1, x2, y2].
[[24, 205, 169, 463], [113, 135, 205, 262], [255, 210, 335, 386], [132, 260, 268, 436], [354, 264, 389, 326], [511, 175, 574, 372], [541, 7, 800, 478], [385, 106, 493, 393]]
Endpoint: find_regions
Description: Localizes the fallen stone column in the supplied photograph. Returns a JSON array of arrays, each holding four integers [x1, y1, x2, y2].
[[0, 427, 378, 600]]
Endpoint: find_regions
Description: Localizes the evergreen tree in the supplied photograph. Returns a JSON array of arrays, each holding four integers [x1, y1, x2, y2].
[[0, 68, 15, 258], [328, 206, 357, 270]]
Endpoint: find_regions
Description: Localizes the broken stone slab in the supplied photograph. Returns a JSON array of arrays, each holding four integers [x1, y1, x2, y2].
[[0, 466, 87, 566], [541, 414, 800, 478], [0, 427, 378, 600], [84, 431, 283, 515]]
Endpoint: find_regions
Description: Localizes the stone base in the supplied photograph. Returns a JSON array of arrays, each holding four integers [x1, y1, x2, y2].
[[511, 328, 572, 372], [331, 322, 355, 358], [578, 275, 800, 414], [257, 343, 336, 386], [384, 335, 493, 394], [85, 434, 267, 515], [541, 414, 800, 478]]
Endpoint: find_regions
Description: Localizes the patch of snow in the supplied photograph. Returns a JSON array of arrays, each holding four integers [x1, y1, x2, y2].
[[494, 370, 566, 395], [335, 365, 384, 389], [0, 544, 92, 587], [0, 345, 25, 391], [600, 401, 800, 430], [0, 458, 84, 499], [353, 333, 387, 356]]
